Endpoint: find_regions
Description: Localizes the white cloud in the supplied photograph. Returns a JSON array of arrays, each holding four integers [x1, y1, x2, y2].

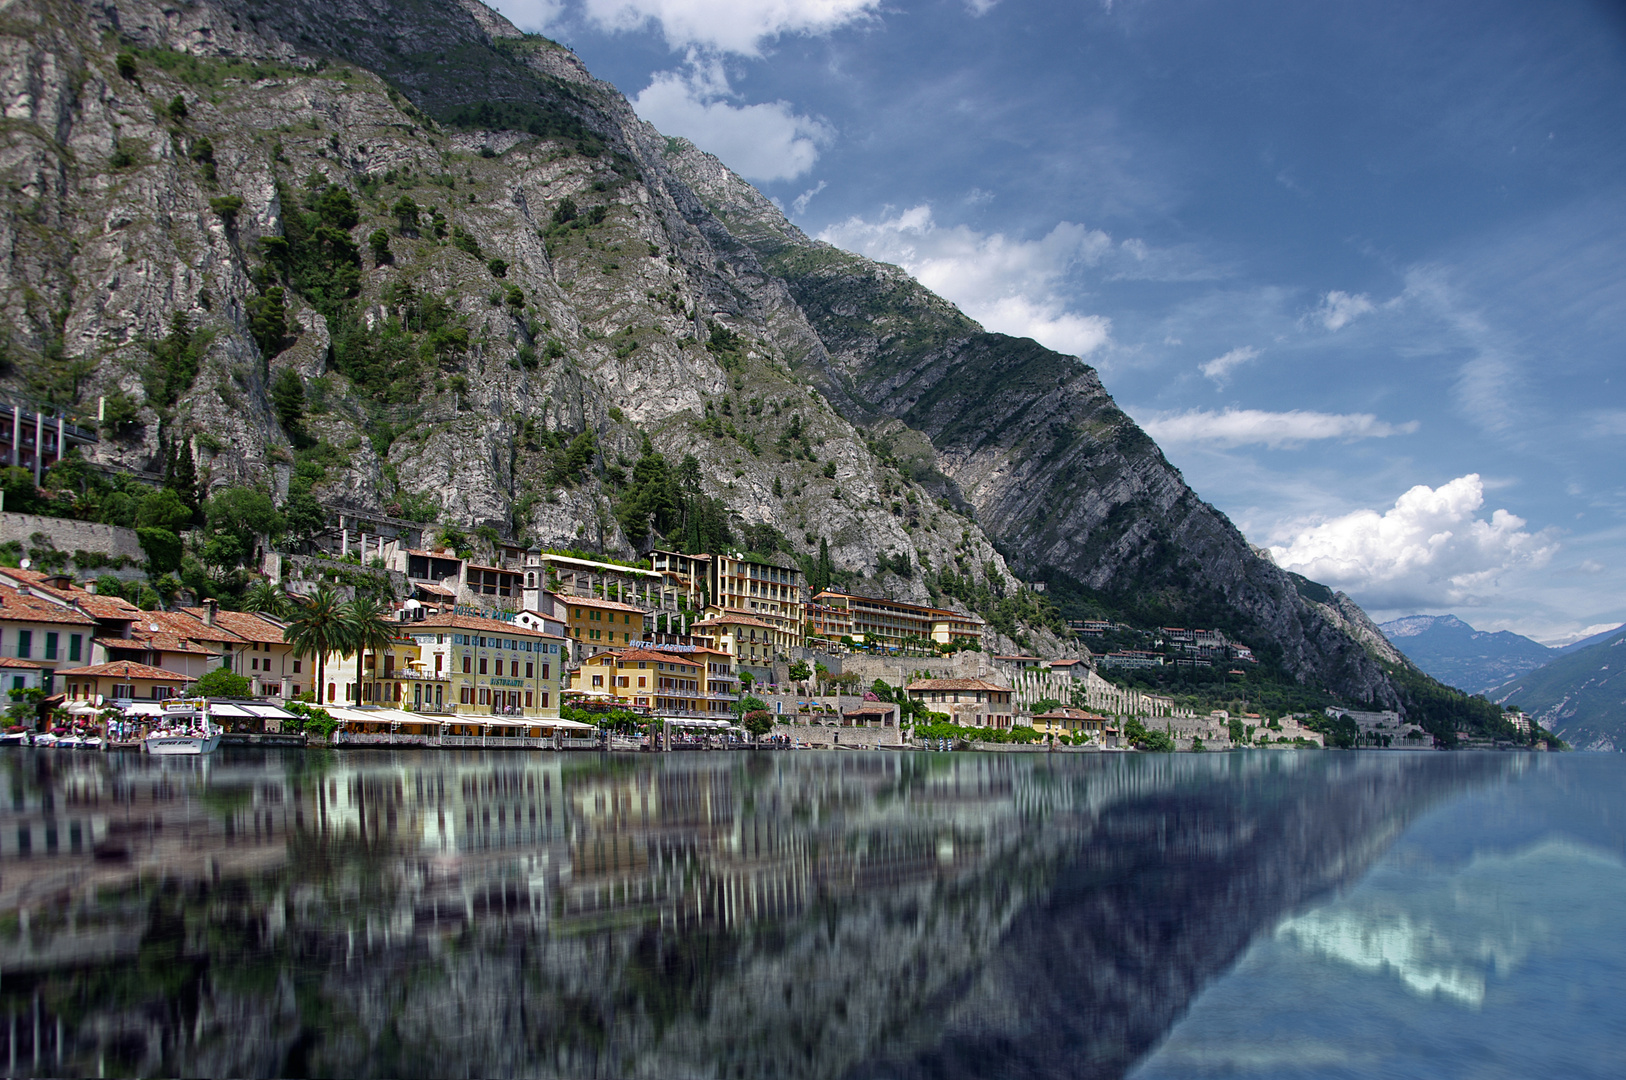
[[818, 204, 1114, 356], [1267, 474, 1558, 608], [791, 179, 826, 215], [579, 0, 880, 56], [1200, 345, 1258, 383], [965, 0, 1000, 14], [631, 58, 833, 182], [1316, 289, 1376, 331], [1139, 408, 1419, 448], [489, 0, 566, 31]]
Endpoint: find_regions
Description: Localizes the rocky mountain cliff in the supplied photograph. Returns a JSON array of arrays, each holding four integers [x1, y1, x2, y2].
[[1380, 614, 1556, 695], [2, 0, 1420, 709]]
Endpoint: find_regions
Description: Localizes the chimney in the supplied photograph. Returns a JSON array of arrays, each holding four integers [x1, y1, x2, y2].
[[204, 598, 218, 626], [85, 580, 97, 594]]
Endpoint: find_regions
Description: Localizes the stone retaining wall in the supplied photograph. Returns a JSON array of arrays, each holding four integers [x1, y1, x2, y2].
[[0, 511, 146, 562]]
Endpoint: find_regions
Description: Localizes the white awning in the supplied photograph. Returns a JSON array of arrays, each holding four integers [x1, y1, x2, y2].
[[209, 703, 255, 718], [244, 704, 297, 719]]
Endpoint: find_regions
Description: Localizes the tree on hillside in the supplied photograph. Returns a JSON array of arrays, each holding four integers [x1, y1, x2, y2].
[[242, 578, 291, 618]]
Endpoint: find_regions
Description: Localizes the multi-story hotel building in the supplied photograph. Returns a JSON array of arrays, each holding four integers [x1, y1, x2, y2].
[[809, 591, 984, 649], [399, 614, 565, 717], [700, 552, 806, 657], [577, 646, 738, 718]]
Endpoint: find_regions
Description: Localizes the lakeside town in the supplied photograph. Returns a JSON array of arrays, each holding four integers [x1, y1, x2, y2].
[[3, 500, 1459, 753], [0, 403, 1546, 752]]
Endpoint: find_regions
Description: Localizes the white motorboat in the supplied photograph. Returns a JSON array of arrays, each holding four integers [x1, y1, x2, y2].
[[143, 701, 222, 756], [144, 732, 222, 755], [33, 733, 58, 748], [0, 732, 29, 746], [57, 735, 85, 749]]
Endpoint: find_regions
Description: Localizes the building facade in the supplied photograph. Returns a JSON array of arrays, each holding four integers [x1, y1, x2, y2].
[[809, 590, 984, 649], [905, 678, 1017, 729], [407, 614, 565, 718]]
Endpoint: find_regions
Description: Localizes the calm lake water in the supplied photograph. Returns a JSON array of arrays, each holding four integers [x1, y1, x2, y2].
[[0, 747, 1619, 1078]]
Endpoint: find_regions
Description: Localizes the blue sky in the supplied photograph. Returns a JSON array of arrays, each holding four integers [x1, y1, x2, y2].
[[490, 0, 1626, 644]]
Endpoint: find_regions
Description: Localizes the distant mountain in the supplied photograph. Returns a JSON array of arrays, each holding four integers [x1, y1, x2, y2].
[[1490, 628, 1626, 751], [1557, 624, 1626, 655], [1380, 614, 1556, 695]]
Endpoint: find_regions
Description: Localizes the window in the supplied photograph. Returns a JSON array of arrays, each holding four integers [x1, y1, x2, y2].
[[510, 660, 519, 678], [478, 688, 489, 704], [293, 659, 302, 673], [541, 663, 549, 680], [463, 656, 472, 673], [478, 658, 488, 675], [435, 654, 442, 673], [44, 633, 57, 660], [525, 662, 533, 678], [68, 634, 81, 662], [592, 675, 603, 688], [539, 692, 549, 708], [17, 630, 31, 659], [328, 682, 336, 702], [525, 691, 533, 707], [461, 687, 474, 704], [618, 677, 629, 688], [638, 677, 646, 688]]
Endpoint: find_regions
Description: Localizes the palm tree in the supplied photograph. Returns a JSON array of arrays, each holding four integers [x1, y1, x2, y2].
[[242, 578, 291, 618], [283, 586, 350, 705], [345, 594, 399, 698]]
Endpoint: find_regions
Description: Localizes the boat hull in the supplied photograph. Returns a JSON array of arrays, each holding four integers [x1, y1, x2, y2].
[[144, 734, 222, 756]]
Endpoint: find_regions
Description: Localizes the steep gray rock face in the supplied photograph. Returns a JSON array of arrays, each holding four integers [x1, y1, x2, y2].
[[3, 0, 1418, 707], [661, 145, 1403, 707], [0, 0, 1017, 609]]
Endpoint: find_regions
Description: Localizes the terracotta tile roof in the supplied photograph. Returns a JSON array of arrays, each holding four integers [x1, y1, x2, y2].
[[70, 661, 195, 681], [1032, 708, 1109, 721], [0, 656, 43, 668], [1049, 659, 1087, 667], [548, 592, 650, 614], [95, 632, 219, 656], [905, 678, 1012, 693], [141, 609, 250, 645], [414, 613, 560, 638], [0, 570, 143, 620], [179, 607, 288, 644], [0, 584, 96, 625], [843, 705, 895, 716]]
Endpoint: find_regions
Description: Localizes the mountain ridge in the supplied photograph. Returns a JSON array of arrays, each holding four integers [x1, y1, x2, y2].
[[0, 0, 1528, 738]]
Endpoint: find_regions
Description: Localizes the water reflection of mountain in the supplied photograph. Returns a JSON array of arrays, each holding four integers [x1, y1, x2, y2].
[[0, 749, 1516, 1078]]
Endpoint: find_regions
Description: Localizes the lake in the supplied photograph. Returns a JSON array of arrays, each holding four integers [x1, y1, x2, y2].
[[0, 748, 1619, 1078]]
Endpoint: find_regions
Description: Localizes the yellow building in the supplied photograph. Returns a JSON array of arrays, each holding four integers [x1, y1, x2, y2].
[[576, 646, 738, 718], [549, 592, 650, 657], [690, 612, 778, 669], [323, 628, 421, 708], [410, 614, 565, 717], [809, 590, 984, 649], [703, 552, 805, 657], [1030, 708, 1115, 741]]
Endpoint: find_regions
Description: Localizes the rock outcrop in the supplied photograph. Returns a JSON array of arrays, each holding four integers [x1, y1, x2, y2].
[[1, 0, 1416, 709]]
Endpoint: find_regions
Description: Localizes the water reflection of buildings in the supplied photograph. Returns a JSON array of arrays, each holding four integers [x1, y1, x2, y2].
[[0, 749, 1526, 1079]]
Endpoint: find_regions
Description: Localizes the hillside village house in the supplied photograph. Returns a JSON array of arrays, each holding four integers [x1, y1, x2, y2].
[[547, 592, 651, 658], [181, 606, 299, 697], [905, 678, 1017, 729], [577, 646, 738, 718], [690, 612, 778, 671], [64, 661, 194, 704], [693, 551, 807, 657], [809, 590, 984, 649], [0, 657, 45, 694], [0, 582, 95, 693]]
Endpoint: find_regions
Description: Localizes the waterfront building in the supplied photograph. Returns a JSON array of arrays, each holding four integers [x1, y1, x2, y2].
[[407, 614, 565, 717], [577, 646, 737, 718], [701, 552, 806, 657], [549, 592, 652, 658], [905, 677, 1017, 729], [1030, 708, 1115, 741], [63, 660, 194, 703], [0, 581, 95, 693]]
